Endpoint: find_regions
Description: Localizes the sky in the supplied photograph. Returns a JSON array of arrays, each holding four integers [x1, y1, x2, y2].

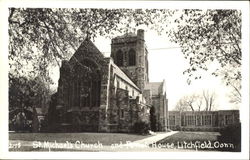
[[93, 30, 238, 111]]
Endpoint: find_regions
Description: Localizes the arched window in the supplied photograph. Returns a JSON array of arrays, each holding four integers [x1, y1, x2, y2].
[[71, 59, 101, 108], [128, 49, 136, 66], [116, 50, 123, 66], [72, 66, 81, 107], [90, 71, 101, 107]]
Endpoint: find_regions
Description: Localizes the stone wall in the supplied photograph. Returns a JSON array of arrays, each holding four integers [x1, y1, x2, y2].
[[116, 88, 131, 132], [143, 89, 152, 105], [104, 58, 149, 132], [105, 87, 143, 133], [151, 95, 167, 131], [151, 96, 161, 130], [159, 94, 168, 131], [50, 39, 111, 132]]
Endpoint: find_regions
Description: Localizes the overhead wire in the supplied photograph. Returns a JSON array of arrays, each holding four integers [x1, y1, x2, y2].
[[101, 46, 181, 54]]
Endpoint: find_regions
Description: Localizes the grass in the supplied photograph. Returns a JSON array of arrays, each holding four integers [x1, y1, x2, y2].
[[155, 131, 237, 151], [9, 131, 239, 152], [9, 132, 151, 146], [157, 131, 219, 144]]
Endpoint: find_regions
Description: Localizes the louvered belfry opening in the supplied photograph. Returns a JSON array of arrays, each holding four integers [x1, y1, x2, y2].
[[128, 49, 136, 66], [116, 50, 123, 66]]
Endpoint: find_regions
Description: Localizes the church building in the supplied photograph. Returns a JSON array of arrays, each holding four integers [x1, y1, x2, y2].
[[49, 29, 168, 133]]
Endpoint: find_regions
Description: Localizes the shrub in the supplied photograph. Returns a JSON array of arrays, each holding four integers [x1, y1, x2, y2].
[[218, 123, 241, 152], [40, 116, 49, 132], [175, 125, 181, 131], [9, 112, 32, 132], [132, 121, 150, 135]]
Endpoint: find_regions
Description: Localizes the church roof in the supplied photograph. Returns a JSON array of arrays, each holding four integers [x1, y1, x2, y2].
[[111, 61, 140, 91], [144, 82, 164, 96], [69, 38, 104, 64]]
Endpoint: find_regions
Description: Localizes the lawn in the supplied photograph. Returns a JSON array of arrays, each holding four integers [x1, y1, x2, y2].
[[157, 131, 219, 144], [9, 131, 239, 152], [155, 132, 237, 151], [9, 132, 151, 146]]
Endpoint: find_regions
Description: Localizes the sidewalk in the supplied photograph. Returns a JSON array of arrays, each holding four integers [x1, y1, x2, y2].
[[120, 131, 179, 150], [133, 131, 179, 144]]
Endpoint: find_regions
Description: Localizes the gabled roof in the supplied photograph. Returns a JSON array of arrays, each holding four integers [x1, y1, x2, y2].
[[111, 60, 140, 91], [144, 82, 164, 96], [69, 38, 104, 63]]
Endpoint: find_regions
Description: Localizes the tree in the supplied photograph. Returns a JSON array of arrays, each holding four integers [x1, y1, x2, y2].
[[169, 10, 241, 87], [9, 74, 51, 131], [175, 97, 190, 112], [175, 94, 203, 111], [9, 74, 51, 111], [8, 8, 173, 116], [202, 90, 216, 111], [218, 65, 241, 105], [8, 8, 126, 81], [228, 79, 241, 105], [174, 91, 216, 111], [8, 8, 172, 80]]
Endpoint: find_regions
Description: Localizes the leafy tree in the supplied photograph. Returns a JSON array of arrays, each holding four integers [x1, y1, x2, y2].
[[228, 79, 241, 105], [218, 65, 241, 105], [169, 9, 241, 87], [8, 8, 124, 81], [9, 74, 51, 112], [168, 9, 242, 106], [8, 8, 172, 80], [9, 74, 51, 131]]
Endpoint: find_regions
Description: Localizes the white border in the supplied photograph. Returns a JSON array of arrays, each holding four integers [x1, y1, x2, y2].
[[0, 1, 249, 159]]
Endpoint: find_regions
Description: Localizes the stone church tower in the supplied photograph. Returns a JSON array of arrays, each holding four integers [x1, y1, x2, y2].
[[111, 29, 149, 91]]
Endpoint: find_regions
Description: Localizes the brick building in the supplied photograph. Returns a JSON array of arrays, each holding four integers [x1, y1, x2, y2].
[[48, 30, 168, 132]]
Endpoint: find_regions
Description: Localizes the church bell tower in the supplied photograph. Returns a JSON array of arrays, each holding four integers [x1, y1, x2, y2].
[[111, 29, 149, 91]]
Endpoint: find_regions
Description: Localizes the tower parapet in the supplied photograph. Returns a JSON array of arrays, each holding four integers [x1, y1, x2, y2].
[[137, 29, 145, 40], [111, 29, 149, 91]]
